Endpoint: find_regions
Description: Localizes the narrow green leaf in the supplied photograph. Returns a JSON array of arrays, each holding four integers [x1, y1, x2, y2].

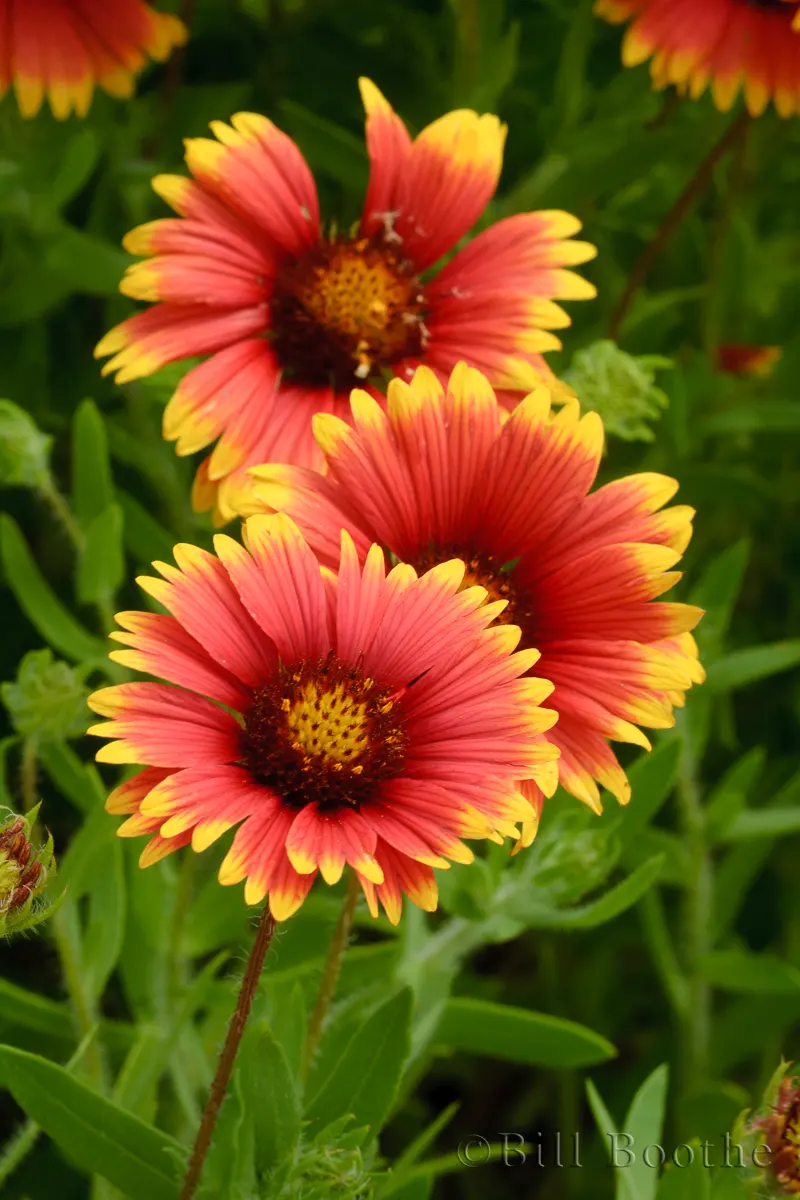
[[0, 514, 105, 661], [0, 978, 74, 1040], [689, 539, 750, 662], [705, 748, 765, 839], [435, 999, 616, 1068], [623, 1064, 669, 1200], [705, 641, 800, 692], [72, 399, 113, 527], [656, 1141, 710, 1199], [241, 1022, 301, 1173], [38, 741, 106, 814], [718, 807, 800, 841], [81, 834, 126, 1000], [700, 402, 800, 436], [278, 100, 368, 195], [116, 489, 175, 565], [306, 987, 413, 1139], [600, 739, 682, 845], [702, 950, 800, 994], [77, 503, 125, 605], [0, 1045, 182, 1199], [518, 855, 665, 930]]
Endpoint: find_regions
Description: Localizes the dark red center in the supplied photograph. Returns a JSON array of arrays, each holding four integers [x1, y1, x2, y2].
[[271, 235, 427, 390], [240, 652, 408, 811]]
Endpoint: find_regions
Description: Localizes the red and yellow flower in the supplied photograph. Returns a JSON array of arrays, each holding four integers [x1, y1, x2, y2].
[[237, 364, 704, 836], [87, 514, 559, 922], [95, 79, 597, 522], [0, 0, 186, 120], [717, 343, 782, 376], [596, 0, 800, 117]]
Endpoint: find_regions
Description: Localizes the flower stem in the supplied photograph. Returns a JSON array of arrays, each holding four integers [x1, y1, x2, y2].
[[608, 108, 751, 342], [179, 905, 276, 1200], [676, 742, 713, 1094], [302, 873, 360, 1083]]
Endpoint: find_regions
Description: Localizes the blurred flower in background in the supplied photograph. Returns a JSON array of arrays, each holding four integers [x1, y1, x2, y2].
[[0, 0, 187, 119], [95, 79, 596, 522], [239, 363, 704, 836], [596, 0, 800, 117], [88, 514, 558, 923], [717, 343, 783, 377]]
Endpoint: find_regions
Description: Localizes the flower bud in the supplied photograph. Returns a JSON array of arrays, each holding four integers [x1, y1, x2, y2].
[[744, 1061, 800, 1195], [0, 806, 61, 938]]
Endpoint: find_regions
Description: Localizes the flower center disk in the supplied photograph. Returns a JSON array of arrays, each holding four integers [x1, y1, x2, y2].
[[241, 653, 408, 811], [271, 236, 426, 387]]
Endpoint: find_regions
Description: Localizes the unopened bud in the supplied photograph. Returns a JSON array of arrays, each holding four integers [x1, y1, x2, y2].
[[745, 1062, 800, 1194], [0, 805, 61, 938]]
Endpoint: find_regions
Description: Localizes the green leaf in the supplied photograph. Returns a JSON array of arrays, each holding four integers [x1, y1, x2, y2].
[[305, 987, 413, 1139], [434, 998, 616, 1067], [117, 489, 176, 565], [700, 401, 800, 436], [278, 100, 368, 197], [0, 399, 52, 491], [0, 1045, 182, 1199], [562, 340, 670, 442], [0, 514, 105, 661], [705, 748, 766, 840], [689, 540, 750, 662], [76, 503, 125, 605], [718, 807, 800, 841], [0, 977, 74, 1040], [656, 1142, 710, 1199], [241, 1021, 301, 1173], [600, 739, 682, 845], [1, 648, 89, 741], [701, 950, 800, 994], [512, 855, 665, 930], [49, 130, 100, 209], [705, 641, 800, 692], [38, 741, 106, 813], [72, 399, 114, 527], [81, 834, 126, 1000], [622, 1064, 670, 1200]]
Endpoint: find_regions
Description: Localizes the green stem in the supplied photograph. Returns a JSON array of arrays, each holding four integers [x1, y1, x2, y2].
[[302, 873, 360, 1083], [179, 906, 276, 1200], [640, 887, 690, 1018], [609, 108, 751, 342], [676, 740, 713, 1094], [703, 114, 750, 360], [19, 738, 37, 815], [40, 481, 84, 553]]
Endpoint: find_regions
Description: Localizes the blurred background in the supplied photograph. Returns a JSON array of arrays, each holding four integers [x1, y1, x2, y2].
[[1, 1, 799, 1197]]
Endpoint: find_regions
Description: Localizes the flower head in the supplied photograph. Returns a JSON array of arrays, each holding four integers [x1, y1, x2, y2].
[[596, 0, 800, 117], [0, 807, 58, 937], [0, 0, 186, 119], [87, 515, 558, 923], [717, 343, 782, 377], [747, 1063, 800, 1193], [95, 79, 596, 522], [238, 364, 704, 835]]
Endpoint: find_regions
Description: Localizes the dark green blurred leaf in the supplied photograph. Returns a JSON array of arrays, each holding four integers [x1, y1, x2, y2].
[[705, 641, 800, 692], [0, 514, 105, 661], [72, 399, 114, 528], [435, 998, 616, 1068], [76, 503, 125, 606]]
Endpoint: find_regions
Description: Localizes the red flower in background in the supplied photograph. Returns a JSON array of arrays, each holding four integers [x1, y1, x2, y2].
[[238, 364, 704, 837], [0, 0, 186, 119], [96, 79, 596, 522], [717, 343, 782, 376], [596, 0, 800, 117], [88, 515, 559, 923]]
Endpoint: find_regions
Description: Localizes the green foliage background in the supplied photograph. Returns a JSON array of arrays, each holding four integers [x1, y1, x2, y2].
[[1, 0, 799, 1197]]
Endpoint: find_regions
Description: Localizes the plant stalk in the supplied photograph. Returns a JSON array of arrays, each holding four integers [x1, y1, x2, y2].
[[302, 872, 360, 1083], [179, 905, 276, 1200], [609, 108, 751, 341]]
